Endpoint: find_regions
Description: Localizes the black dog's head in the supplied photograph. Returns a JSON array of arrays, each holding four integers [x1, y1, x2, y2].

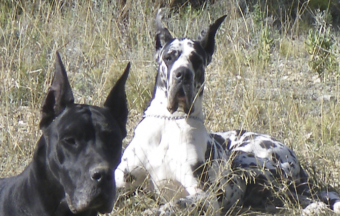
[[37, 52, 130, 214], [153, 11, 226, 114]]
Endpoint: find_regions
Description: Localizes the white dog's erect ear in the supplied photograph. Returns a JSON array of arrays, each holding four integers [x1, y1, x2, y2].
[[198, 15, 227, 65], [40, 51, 74, 129], [155, 9, 173, 53]]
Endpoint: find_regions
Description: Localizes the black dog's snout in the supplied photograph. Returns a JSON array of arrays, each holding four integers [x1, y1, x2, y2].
[[173, 67, 192, 82], [90, 166, 112, 182]]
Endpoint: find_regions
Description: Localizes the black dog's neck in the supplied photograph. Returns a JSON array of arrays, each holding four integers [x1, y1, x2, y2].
[[0, 136, 67, 216], [29, 136, 69, 215]]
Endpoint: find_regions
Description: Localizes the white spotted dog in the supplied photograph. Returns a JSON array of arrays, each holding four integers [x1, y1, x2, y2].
[[115, 11, 340, 214]]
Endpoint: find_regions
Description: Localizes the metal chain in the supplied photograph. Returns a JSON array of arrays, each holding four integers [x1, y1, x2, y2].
[[143, 114, 204, 123]]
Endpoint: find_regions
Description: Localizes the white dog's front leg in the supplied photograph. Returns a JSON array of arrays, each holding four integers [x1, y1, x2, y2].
[[115, 118, 163, 190], [115, 142, 149, 190]]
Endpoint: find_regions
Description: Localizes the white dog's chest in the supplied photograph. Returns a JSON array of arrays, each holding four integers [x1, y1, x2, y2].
[[117, 117, 208, 195], [137, 118, 207, 173]]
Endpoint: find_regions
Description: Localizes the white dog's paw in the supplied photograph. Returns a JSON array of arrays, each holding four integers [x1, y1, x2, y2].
[[176, 197, 196, 208], [175, 194, 220, 215], [151, 193, 220, 216], [142, 204, 176, 216], [302, 202, 329, 215], [333, 201, 340, 214], [142, 208, 159, 216], [158, 202, 176, 216]]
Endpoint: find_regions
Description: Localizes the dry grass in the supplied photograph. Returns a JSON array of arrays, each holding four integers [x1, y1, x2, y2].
[[1, 0, 340, 215]]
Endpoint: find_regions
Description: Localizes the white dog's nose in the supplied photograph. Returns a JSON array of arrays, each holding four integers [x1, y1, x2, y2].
[[173, 67, 192, 82]]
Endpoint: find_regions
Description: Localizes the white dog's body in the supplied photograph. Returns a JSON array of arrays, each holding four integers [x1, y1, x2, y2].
[[115, 12, 340, 214]]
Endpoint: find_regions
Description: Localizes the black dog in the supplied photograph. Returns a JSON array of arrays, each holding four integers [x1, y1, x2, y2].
[[0, 52, 130, 216]]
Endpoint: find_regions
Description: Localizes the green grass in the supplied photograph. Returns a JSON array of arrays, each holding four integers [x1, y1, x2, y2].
[[1, 0, 340, 215]]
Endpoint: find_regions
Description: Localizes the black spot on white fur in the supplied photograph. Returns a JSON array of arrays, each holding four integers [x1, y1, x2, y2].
[[259, 140, 276, 149], [191, 161, 208, 183]]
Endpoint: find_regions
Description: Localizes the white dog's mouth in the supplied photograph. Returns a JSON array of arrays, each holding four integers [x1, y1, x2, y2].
[[167, 85, 194, 114]]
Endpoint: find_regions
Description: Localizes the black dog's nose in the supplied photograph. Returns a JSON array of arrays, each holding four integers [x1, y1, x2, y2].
[[91, 171, 103, 181], [90, 166, 112, 182]]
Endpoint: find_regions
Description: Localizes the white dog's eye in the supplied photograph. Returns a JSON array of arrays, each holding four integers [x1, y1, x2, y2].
[[164, 50, 181, 63], [165, 55, 172, 62]]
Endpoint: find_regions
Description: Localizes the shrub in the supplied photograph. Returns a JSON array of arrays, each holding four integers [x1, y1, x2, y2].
[[305, 10, 336, 80]]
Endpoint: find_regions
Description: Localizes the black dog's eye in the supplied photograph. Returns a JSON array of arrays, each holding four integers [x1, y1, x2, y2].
[[63, 137, 76, 146]]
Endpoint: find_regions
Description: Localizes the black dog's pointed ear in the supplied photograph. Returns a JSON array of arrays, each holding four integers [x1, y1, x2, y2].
[[104, 62, 130, 138], [40, 52, 74, 129], [155, 9, 173, 53], [198, 15, 227, 65]]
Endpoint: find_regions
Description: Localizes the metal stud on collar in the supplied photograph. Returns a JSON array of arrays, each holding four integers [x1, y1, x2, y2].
[[143, 114, 204, 123]]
